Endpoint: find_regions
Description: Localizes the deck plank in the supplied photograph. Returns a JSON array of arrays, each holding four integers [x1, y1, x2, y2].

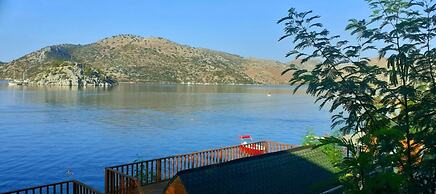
[[142, 181, 168, 194]]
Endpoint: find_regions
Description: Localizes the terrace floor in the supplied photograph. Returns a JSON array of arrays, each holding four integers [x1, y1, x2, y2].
[[142, 181, 169, 194], [106, 141, 295, 194]]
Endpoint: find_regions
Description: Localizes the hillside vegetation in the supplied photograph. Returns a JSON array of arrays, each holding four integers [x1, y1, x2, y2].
[[0, 35, 291, 85]]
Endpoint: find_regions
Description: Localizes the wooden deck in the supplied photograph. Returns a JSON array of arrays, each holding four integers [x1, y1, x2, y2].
[[142, 181, 169, 194], [105, 141, 295, 194]]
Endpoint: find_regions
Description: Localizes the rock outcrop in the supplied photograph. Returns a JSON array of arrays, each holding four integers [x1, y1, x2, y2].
[[27, 61, 116, 86]]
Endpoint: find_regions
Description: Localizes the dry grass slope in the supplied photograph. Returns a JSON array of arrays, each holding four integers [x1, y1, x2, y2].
[[0, 34, 292, 85]]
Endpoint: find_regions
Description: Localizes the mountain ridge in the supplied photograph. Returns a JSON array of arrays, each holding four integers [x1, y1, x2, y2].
[[0, 34, 290, 85]]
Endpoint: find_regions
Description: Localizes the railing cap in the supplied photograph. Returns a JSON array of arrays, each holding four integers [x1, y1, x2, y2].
[[108, 141, 287, 169]]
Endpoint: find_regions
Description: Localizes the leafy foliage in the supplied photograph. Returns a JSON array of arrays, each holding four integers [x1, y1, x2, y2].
[[279, 0, 436, 193], [302, 130, 344, 166]]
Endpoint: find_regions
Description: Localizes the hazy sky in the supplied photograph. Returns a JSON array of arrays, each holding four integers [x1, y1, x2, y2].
[[0, 0, 371, 62]]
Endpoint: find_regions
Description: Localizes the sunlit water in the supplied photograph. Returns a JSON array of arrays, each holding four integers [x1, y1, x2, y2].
[[0, 81, 333, 192]]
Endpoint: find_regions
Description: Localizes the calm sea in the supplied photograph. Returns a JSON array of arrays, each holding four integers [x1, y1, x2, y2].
[[0, 81, 332, 192]]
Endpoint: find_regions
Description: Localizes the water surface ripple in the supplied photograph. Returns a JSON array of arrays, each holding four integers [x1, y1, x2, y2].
[[0, 82, 332, 192]]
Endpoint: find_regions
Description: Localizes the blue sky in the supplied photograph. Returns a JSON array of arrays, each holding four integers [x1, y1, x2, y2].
[[0, 0, 370, 62]]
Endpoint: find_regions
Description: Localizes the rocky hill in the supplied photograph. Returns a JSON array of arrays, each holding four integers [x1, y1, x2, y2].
[[0, 35, 291, 85], [27, 61, 117, 86]]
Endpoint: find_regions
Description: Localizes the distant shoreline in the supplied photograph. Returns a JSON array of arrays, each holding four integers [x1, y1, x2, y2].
[[117, 81, 289, 87], [0, 79, 290, 87]]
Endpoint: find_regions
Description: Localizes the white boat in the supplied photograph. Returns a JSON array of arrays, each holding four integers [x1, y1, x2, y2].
[[8, 80, 28, 86], [8, 81, 18, 86], [8, 71, 29, 86]]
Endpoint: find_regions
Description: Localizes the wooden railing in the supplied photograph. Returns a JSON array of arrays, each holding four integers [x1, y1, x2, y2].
[[105, 141, 294, 191], [105, 168, 143, 194], [4, 180, 102, 194], [266, 141, 296, 152]]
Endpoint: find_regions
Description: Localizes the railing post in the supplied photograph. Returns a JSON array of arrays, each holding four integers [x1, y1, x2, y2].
[[264, 141, 269, 153], [73, 181, 77, 194], [104, 168, 109, 194], [140, 163, 144, 184], [156, 159, 161, 181], [145, 162, 149, 184], [120, 178, 125, 194]]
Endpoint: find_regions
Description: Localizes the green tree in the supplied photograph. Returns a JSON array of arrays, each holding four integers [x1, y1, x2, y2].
[[279, 0, 436, 193], [302, 130, 343, 166]]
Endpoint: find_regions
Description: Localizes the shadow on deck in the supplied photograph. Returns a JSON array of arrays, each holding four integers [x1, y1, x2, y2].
[[164, 146, 342, 194]]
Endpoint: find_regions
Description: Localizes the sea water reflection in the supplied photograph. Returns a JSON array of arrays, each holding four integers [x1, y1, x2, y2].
[[0, 82, 332, 192]]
